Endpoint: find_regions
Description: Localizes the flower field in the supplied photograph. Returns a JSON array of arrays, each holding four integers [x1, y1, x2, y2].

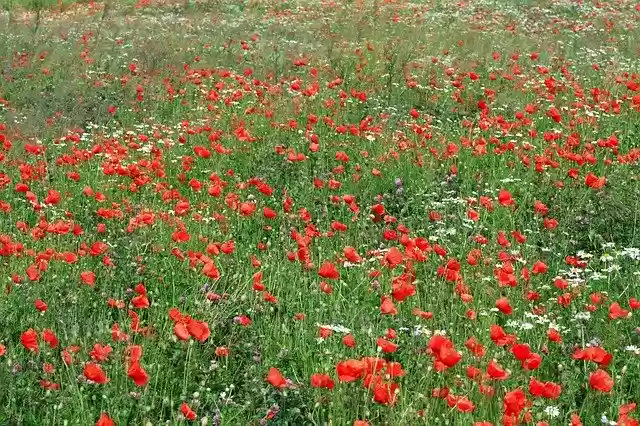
[[1, 0, 640, 424]]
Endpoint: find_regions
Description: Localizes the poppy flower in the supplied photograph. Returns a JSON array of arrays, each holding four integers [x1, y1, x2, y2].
[[498, 189, 515, 207], [344, 246, 362, 263], [336, 359, 365, 382], [380, 295, 398, 315], [127, 345, 143, 364], [310, 373, 335, 389], [570, 413, 583, 426], [386, 362, 406, 378], [318, 261, 340, 280], [503, 388, 527, 416], [428, 335, 462, 369], [529, 377, 561, 399], [495, 297, 513, 315], [174, 322, 190, 341], [235, 315, 252, 326], [319, 327, 332, 339], [239, 202, 256, 216], [80, 271, 96, 286], [21, 329, 39, 352], [343, 334, 356, 348], [391, 279, 415, 302], [487, 359, 510, 380], [266, 367, 287, 389], [180, 402, 197, 421], [585, 172, 606, 189], [319, 281, 333, 294], [96, 413, 115, 426], [573, 346, 613, 367], [215, 346, 229, 357], [89, 344, 113, 362], [531, 261, 548, 274], [186, 319, 210, 342], [372, 380, 399, 405], [490, 325, 516, 346], [263, 207, 277, 219], [376, 337, 398, 353], [533, 200, 549, 215], [465, 336, 486, 357], [547, 328, 562, 343], [252, 271, 264, 291], [589, 369, 614, 392], [446, 394, 475, 413], [84, 362, 108, 384], [34, 299, 48, 312], [127, 361, 149, 386], [609, 302, 630, 319], [383, 247, 403, 268], [131, 294, 150, 309], [521, 352, 542, 370]]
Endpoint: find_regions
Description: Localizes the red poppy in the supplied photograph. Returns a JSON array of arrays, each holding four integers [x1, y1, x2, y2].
[[570, 413, 583, 426], [89, 344, 113, 362], [380, 295, 398, 315], [263, 207, 277, 219], [446, 394, 475, 413], [547, 328, 562, 343], [21, 329, 39, 353], [209, 344, 228, 357], [585, 172, 606, 189], [84, 362, 108, 384], [465, 337, 486, 357], [609, 302, 630, 319], [34, 299, 48, 312], [186, 319, 210, 342], [386, 362, 406, 378], [310, 373, 335, 389], [344, 246, 362, 263], [428, 335, 462, 369], [131, 294, 150, 309], [383, 247, 403, 268], [498, 189, 515, 207], [531, 261, 548, 274], [487, 359, 510, 380], [521, 352, 542, 370], [376, 338, 398, 353], [495, 297, 513, 315], [343, 334, 356, 348], [490, 325, 516, 346], [590, 369, 614, 392], [318, 261, 340, 280], [127, 361, 149, 386], [529, 377, 561, 399], [266, 367, 287, 388], [174, 322, 190, 341], [239, 202, 256, 216], [336, 359, 366, 382], [372, 380, 399, 405], [80, 271, 96, 286], [180, 402, 197, 421], [503, 388, 527, 416], [96, 413, 114, 426], [573, 346, 613, 367]]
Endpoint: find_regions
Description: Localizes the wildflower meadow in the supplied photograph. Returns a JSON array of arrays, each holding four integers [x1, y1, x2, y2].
[[0, 0, 639, 424]]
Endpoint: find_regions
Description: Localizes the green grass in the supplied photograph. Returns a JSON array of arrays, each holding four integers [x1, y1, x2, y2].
[[0, 0, 640, 425]]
